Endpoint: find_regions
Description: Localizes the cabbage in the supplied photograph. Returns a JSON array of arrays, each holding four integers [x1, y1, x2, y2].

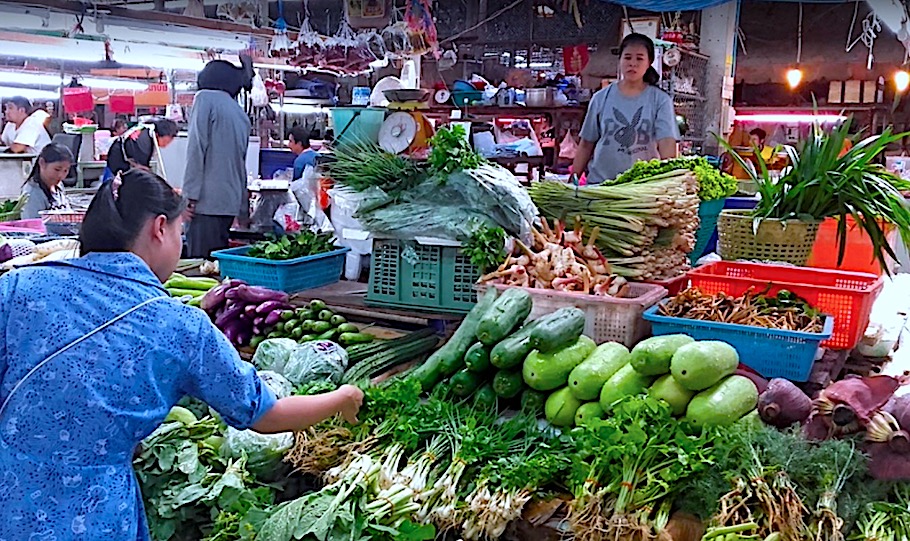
[[222, 427, 293, 478], [282, 340, 348, 386], [257, 370, 294, 399], [252, 338, 298, 373]]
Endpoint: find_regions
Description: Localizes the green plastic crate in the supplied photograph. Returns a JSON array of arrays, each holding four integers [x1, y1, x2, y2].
[[367, 239, 480, 313]]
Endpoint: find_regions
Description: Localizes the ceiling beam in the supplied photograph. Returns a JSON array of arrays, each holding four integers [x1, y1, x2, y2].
[[16, 0, 273, 37]]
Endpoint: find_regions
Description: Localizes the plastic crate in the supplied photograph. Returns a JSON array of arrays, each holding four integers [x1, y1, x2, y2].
[[688, 261, 884, 350], [692, 198, 725, 263], [643, 274, 689, 296], [212, 245, 349, 293], [366, 239, 480, 314], [643, 304, 834, 381], [483, 282, 667, 348]]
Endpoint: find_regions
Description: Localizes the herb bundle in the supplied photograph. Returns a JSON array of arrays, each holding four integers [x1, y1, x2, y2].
[[246, 231, 337, 261]]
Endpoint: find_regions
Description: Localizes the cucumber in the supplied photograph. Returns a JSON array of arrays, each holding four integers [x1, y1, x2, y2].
[[318, 310, 334, 322], [274, 321, 286, 333], [330, 315, 347, 327], [249, 335, 265, 349], [568, 343, 631, 401], [339, 332, 374, 346], [308, 300, 327, 311], [520, 389, 546, 413], [465, 343, 492, 373], [489, 319, 543, 369], [336, 323, 361, 334], [476, 288, 533, 346], [295, 308, 314, 321], [450, 369, 483, 398], [685, 375, 759, 428], [408, 288, 499, 391], [289, 327, 304, 340], [599, 364, 654, 411], [630, 334, 695, 376], [311, 321, 333, 334], [279, 310, 295, 322], [530, 308, 586, 353], [523, 336, 597, 391], [300, 334, 318, 342], [285, 319, 300, 330], [493, 369, 523, 398], [473, 383, 498, 409], [316, 329, 336, 341]]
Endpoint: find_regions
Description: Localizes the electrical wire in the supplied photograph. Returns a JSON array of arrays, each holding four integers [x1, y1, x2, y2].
[[441, 0, 525, 44]]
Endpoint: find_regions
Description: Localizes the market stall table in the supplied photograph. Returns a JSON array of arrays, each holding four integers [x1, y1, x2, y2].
[[0, 152, 35, 199]]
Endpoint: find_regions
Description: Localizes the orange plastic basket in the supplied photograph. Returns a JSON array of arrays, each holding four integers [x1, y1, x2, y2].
[[687, 261, 884, 351]]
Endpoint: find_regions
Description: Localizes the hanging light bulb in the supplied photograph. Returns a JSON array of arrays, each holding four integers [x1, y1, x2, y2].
[[786, 67, 803, 89], [896, 70, 910, 92]]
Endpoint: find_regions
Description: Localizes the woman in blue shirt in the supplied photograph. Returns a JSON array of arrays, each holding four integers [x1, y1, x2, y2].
[[289, 125, 318, 179], [0, 169, 363, 540]]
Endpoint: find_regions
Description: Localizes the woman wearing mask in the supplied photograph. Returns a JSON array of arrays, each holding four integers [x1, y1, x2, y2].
[[0, 169, 364, 540], [20, 142, 74, 219], [573, 33, 679, 184]]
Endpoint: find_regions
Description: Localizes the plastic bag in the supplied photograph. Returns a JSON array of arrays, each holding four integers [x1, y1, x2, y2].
[[282, 340, 348, 386], [291, 166, 334, 233], [251, 72, 269, 107], [251, 338, 298, 373], [222, 427, 294, 478], [559, 129, 578, 160], [258, 370, 294, 399], [251, 190, 296, 233]]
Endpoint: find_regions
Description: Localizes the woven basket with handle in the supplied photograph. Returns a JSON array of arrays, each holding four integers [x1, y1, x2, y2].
[[717, 209, 821, 265]]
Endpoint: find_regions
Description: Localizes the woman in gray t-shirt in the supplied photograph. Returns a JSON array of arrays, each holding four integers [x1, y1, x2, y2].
[[574, 33, 679, 184], [20, 143, 73, 219]]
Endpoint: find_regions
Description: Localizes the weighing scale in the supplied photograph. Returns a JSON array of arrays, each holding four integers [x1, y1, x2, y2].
[[378, 89, 435, 154]]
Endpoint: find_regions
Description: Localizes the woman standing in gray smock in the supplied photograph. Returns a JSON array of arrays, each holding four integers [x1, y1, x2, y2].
[[573, 33, 679, 184], [20, 143, 73, 219]]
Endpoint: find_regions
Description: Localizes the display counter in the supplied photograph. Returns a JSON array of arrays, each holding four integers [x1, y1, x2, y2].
[[0, 153, 35, 199]]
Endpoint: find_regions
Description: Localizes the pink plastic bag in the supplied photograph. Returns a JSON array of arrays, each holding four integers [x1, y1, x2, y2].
[[0, 219, 46, 233]]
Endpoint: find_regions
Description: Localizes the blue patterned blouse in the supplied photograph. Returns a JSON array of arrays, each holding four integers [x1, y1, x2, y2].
[[0, 252, 276, 540]]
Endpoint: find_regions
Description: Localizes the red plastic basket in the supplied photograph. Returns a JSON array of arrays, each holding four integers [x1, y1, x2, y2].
[[643, 274, 690, 296], [687, 261, 884, 351]]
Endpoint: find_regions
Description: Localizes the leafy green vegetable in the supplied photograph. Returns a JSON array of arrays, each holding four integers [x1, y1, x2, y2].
[[461, 222, 507, 273], [134, 417, 276, 541], [246, 231, 337, 261], [428, 124, 485, 176], [613, 156, 737, 201], [329, 141, 426, 196], [719, 117, 910, 275], [0, 198, 20, 213]]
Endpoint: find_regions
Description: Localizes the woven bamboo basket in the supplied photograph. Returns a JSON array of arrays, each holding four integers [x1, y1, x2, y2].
[[717, 209, 821, 265]]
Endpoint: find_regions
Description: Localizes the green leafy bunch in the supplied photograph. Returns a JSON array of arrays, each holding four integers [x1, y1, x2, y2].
[[428, 124, 485, 177], [461, 222, 507, 273], [719, 117, 910, 274], [612, 156, 737, 201], [247, 231, 337, 261], [329, 141, 426, 196], [134, 417, 275, 541]]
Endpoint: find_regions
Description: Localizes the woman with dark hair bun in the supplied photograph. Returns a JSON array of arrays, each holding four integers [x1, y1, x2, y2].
[[573, 33, 680, 184], [20, 142, 74, 219], [0, 169, 363, 540]]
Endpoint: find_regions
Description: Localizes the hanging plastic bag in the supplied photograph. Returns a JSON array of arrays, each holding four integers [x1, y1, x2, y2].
[[559, 129, 578, 160], [291, 165, 334, 233], [250, 72, 269, 107]]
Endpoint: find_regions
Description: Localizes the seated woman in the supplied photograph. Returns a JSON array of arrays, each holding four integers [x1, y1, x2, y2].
[[105, 117, 178, 180], [20, 143, 74, 219]]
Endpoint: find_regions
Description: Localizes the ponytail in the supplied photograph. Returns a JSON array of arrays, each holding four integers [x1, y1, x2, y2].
[[79, 169, 186, 254], [644, 66, 660, 86]]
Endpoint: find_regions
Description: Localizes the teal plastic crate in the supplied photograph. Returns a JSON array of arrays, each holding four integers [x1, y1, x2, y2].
[[367, 239, 480, 314], [212, 245, 349, 294], [691, 198, 726, 263]]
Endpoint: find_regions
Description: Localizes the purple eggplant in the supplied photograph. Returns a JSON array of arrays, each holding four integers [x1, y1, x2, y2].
[[222, 278, 246, 288], [243, 304, 258, 317], [253, 316, 265, 326], [255, 299, 286, 315], [236, 285, 288, 304], [264, 310, 283, 326], [215, 303, 245, 328], [221, 319, 246, 344], [200, 284, 229, 311], [224, 285, 244, 300]]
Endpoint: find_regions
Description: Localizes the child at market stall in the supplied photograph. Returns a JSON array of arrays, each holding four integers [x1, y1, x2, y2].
[[0, 169, 363, 541], [572, 33, 679, 183], [20, 142, 74, 219]]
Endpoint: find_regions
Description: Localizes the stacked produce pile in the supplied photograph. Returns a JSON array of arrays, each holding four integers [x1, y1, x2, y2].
[[530, 169, 699, 280], [660, 287, 825, 333], [163, 273, 220, 306], [479, 217, 630, 296]]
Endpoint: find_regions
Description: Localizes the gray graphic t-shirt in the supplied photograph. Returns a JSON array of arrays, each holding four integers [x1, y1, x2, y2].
[[579, 84, 679, 184]]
